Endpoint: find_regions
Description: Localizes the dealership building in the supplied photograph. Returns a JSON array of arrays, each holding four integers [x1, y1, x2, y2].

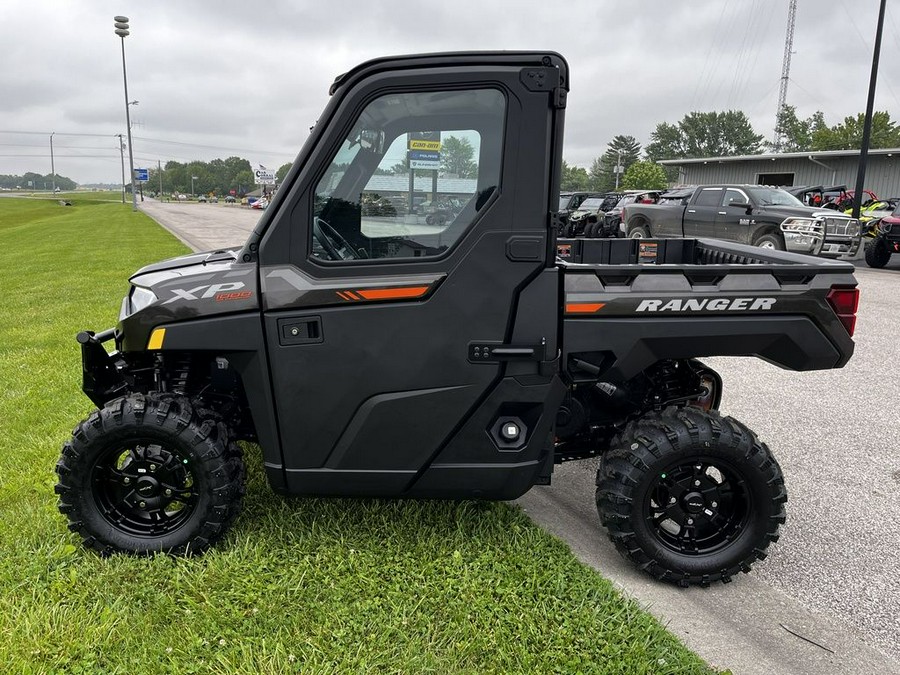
[[659, 148, 900, 198]]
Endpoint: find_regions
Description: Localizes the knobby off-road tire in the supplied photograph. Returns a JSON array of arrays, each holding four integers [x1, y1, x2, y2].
[[55, 393, 245, 556], [864, 239, 891, 268], [596, 407, 786, 587]]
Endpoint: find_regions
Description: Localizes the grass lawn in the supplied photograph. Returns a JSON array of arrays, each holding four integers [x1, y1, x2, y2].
[[0, 197, 717, 674]]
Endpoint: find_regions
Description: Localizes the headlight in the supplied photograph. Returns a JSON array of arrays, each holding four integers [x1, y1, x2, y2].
[[122, 286, 157, 319], [780, 217, 822, 234]]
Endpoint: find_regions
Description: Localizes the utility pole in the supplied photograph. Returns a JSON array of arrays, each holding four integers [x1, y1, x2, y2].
[[49, 132, 56, 192], [773, 0, 798, 151], [615, 150, 622, 190], [852, 0, 887, 220], [158, 159, 163, 197]]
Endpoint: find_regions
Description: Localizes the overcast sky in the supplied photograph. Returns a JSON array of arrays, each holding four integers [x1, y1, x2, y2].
[[2, 0, 898, 184]]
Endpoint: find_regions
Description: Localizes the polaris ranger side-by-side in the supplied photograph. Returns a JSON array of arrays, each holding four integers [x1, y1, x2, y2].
[[56, 52, 860, 587]]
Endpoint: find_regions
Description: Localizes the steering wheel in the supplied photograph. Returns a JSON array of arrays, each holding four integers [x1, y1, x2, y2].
[[313, 217, 364, 260]]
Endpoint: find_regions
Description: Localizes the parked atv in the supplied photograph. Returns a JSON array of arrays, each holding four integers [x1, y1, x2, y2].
[[864, 203, 900, 268]]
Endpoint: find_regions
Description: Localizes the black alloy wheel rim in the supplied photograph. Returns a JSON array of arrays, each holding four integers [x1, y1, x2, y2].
[[643, 458, 751, 555], [91, 441, 198, 537]]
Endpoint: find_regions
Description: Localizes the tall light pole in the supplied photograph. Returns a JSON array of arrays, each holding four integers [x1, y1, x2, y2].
[[114, 16, 137, 211], [49, 132, 56, 192], [116, 134, 126, 203], [191, 175, 198, 197]]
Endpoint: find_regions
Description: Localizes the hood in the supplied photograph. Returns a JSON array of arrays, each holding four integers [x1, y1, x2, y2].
[[130, 248, 240, 279], [755, 204, 853, 220], [121, 250, 259, 347]]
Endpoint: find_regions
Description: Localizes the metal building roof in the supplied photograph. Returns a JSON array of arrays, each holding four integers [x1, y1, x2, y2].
[[659, 147, 900, 165]]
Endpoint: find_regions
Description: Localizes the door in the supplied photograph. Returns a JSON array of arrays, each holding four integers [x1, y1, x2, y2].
[[257, 57, 565, 496], [683, 187, 723, 238], [718, 187, 754, 243]]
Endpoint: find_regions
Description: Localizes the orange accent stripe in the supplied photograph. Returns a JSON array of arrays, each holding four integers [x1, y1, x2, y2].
[[566, 302, 605, 314], [344, 290, 362, 300], [336, 291, 352, 301], [356, 286, 430, 300]]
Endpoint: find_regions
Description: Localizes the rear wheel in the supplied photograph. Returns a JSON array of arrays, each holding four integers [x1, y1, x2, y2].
[[55, 393, 245, 556], [596, 407, 786, 586], [629, 223, 650, 238], [864, 238, 891, 268]]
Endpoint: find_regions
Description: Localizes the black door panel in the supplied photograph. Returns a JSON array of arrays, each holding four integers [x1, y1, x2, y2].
[[259, 59, 566, 497]]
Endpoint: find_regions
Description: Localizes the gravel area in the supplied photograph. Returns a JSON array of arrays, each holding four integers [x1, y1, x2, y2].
[[705, 262, 900, 661]]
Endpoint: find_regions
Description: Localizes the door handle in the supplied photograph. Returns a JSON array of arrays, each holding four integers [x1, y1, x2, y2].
[[718, 211, 727, 215], [278, 316, 323, 345], [468, 341, 546, 363]]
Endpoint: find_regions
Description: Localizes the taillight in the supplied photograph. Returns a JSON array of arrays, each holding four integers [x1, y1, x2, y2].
[[826, 286, 859, 336]]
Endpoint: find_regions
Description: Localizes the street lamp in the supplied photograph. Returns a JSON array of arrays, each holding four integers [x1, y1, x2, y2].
[[49, 132, 56, 192], [115, 134, 126, 203], [191, 175, 198, 197], [114, 16, 137, 212]]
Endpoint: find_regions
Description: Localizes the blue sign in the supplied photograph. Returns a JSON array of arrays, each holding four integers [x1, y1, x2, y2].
[[408, 150, 440, 162], [134, 168, 149, 182]]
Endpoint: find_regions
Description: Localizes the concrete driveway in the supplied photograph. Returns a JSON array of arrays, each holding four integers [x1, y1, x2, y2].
[[140, 199, 900, 674]]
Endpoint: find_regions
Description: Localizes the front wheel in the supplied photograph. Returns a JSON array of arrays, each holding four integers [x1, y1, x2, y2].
[[596, 407, 786, 587], [864, 238, 891, 268], [754, 232, 785, 250], [55, 393, 245, 556]]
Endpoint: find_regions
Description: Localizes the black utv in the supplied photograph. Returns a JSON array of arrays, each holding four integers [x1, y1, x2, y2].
[[56, 52, 859, 587]]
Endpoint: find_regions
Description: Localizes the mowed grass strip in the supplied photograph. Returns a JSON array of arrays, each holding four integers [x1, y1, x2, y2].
[[0, 197, 716, 674]]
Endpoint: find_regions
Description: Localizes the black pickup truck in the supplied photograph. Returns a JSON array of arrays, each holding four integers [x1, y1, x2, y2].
[[623, 184, 862, 258], [56, 52, 859, 588]]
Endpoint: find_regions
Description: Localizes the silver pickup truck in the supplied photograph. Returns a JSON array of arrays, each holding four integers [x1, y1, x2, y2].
[[622, 184, 862, 258]]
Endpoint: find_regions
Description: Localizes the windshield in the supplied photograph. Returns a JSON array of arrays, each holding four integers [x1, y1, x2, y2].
[[747, 187, 805, 207], [579, 198, 604, 209], [559, 196, 571, 210]]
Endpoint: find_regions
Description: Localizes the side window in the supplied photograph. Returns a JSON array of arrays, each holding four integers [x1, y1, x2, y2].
[[694, 188, 723, 207], [723, 189, 747, 207], [311, 89, 505, 262]]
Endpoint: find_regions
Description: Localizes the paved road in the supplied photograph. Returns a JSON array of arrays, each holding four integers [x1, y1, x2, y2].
[[141, 200, 900, 673], [140, 199, 261, 251]]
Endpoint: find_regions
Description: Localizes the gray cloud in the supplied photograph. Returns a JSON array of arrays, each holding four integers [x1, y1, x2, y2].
[[1, 0, 897, 183]]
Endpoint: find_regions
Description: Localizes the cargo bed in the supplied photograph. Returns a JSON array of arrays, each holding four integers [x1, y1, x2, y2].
[[557, 238, 858, 380]]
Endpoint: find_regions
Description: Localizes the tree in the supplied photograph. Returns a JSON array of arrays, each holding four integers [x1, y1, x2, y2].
[[560, 160, 590, 191], [621, 161, 668, 190], [770, 105, 826, 152], [0, 171, 76, 190], [276, 163, 292, 183], [440, 136, 477, 178], [646, 111, 765, 160], [810, 111, 900, 151], [589, 135, 642, 192]]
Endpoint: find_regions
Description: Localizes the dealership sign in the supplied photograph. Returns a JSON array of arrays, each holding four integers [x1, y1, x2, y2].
[[408, 132, 441, 169], [254, 166, 276, 185]]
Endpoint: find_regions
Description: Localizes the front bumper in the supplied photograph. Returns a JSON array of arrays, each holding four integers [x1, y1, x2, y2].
[[77, 328, 128, 407], [782, 230, 824, 255], [819, 236, 861, 258]]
